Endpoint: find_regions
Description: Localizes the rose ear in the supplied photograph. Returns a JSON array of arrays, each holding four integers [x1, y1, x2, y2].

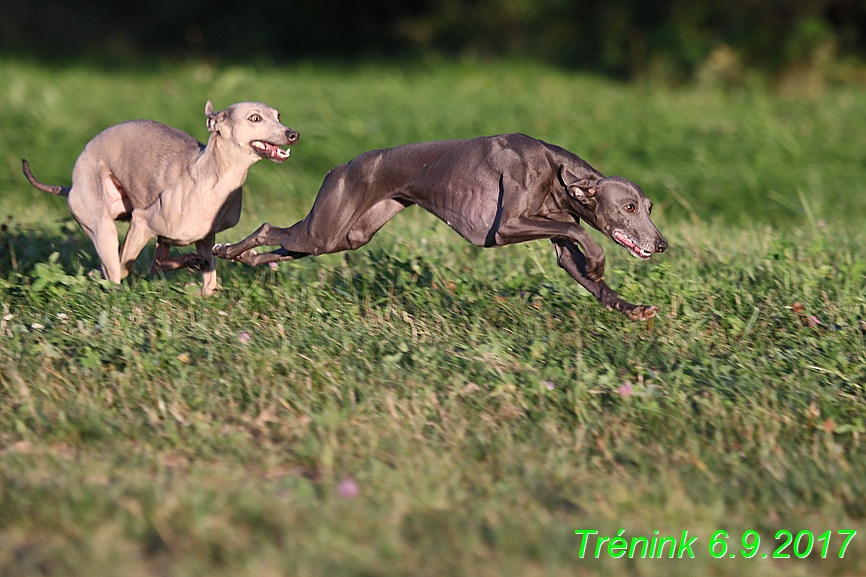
[[567, 180, 597, 202], [205, 101, 228, 132], [559, 167, 598, 205]]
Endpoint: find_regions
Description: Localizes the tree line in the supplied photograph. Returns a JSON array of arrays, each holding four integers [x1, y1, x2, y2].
[[3, 0, 866, 77]]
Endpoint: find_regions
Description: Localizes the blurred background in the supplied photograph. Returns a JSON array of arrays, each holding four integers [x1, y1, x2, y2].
[[4, 0, 866, 81], [4, 0, 866, 232]]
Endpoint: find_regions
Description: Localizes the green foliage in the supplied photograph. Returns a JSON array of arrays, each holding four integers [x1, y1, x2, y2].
[[29, 252, 86, 293], [1, 59, 866, 576], [5, 58, 866, 230]]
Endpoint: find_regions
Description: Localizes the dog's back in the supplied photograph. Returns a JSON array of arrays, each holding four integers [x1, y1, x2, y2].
[[76, 120, 205, 210]]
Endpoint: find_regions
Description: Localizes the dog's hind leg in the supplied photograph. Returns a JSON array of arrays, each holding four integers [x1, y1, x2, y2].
[[150, 240, 208, 273], [118, 215, 155, 280], [66, 170, 123, 283], [342, 199, 408, 250], [213, 221, 301, 261], [215, 162, 408, 265], [87, 218, 122, 282], [149, 237, 217, 296], [68, 211, 121, 282], [223, 199, 409, 266]]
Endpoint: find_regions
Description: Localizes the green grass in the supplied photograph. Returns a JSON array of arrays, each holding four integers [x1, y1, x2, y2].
[[1, 57, 866, 576]]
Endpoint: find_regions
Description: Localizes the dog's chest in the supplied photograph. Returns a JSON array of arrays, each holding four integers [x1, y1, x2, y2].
[[207, 187, 244, 233], [412, 184, 499, 246], [148, 187, 243, 245]]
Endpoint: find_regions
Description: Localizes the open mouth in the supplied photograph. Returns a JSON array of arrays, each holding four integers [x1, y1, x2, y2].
[[250, 141, 291, 162], [612, 230, 653, 260]]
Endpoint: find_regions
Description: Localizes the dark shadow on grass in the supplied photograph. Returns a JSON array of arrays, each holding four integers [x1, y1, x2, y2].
[[0, 216, 196, 282], [0, 216, 97, 278]]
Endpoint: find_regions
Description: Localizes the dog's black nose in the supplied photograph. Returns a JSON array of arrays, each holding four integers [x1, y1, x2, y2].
[[656, 238, 668, 253], [286, 130, 299, 144]]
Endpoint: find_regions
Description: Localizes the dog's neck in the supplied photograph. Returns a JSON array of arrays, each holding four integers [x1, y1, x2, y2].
[[193, 132, 257, 189]]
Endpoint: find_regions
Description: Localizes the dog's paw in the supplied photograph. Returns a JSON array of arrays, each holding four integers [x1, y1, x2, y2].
[[187, 255, 209, 271], [195, 285, 218, 297], [236, 249, 259, 266], [625, 305, 658, 322], [212, 243, 231, 259]]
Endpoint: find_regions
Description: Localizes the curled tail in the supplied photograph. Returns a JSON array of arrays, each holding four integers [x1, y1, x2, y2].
[[21, 159, 70, 196]]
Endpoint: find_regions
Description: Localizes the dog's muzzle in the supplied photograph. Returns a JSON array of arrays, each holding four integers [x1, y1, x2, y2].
[[251, 141, 292, 162], [612, 229, 665, 260]]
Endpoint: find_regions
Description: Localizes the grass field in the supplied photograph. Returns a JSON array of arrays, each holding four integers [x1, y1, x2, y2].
[[1, 57, 866, 576]]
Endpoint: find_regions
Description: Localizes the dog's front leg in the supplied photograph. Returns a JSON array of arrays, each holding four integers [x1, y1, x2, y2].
[[551, 238, 657, 321], [195, 234, 219, 297], [495, 217, 606, 280], [569, 227, 606, 282]]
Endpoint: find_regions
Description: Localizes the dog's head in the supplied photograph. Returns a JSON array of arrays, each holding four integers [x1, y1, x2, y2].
[[205, 101, 299, 163], [560, 167, 668, 260]]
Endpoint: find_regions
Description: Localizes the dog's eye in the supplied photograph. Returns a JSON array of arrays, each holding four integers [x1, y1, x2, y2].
[[277, 113, 281, 122], [648, 204, 653, 214], [625, 204, 636, 213], [249, 114, 262, 122]]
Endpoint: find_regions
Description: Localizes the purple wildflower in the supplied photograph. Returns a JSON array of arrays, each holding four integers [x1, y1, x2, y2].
[[337, 477, 359, 499]]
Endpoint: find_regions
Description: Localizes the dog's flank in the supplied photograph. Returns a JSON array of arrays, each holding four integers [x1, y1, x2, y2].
[[215, 134, 667, 320], [22, 101, 299, 296]]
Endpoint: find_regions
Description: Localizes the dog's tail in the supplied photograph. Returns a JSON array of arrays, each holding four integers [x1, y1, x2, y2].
[[21, 159, 70, 196]]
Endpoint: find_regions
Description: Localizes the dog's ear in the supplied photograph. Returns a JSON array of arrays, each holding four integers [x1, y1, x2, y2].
[[559, 166, 598, 206], [205, 101, 228, 132]]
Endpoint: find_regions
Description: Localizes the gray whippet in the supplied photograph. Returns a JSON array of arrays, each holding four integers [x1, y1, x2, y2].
[[22, 101, 299, 296], [214, 133, 667, 319]]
